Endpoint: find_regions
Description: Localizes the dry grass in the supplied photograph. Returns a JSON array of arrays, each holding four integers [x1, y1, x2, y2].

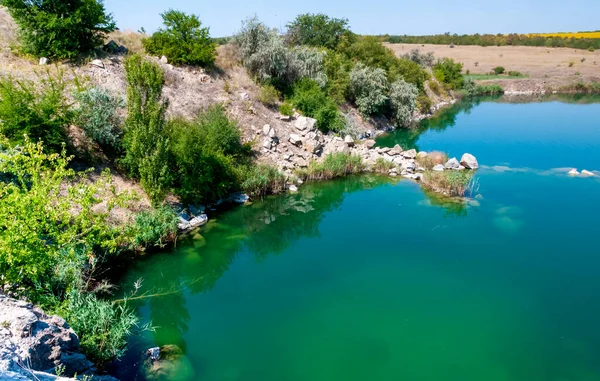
[[106, 29, 146, 55], [416, 151, 448, 170], [0, 6, 17, 49], [216, 43, 241, 70]]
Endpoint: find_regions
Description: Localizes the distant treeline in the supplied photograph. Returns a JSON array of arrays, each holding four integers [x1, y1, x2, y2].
[[382, 33, 600, 50]]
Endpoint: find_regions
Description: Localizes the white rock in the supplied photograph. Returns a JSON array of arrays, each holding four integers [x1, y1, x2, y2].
[[39, 57, 49, 65], [294, 116, 317, 132], [445, 157, 460, 170], [90, 59, 104, 68], [344, 135, 355, 147], [262, 124, 272, 135], [417, 151, 428, 159], [401, 149, 417, 159], [262, 138, 272, 150], [433, 164, 445, 172], [567, 169, 580, 176], [580, 170, 596, 177], [365, 139, 376, 149], [460, 153, 479, 169], [240, 92, 249, 100], [159, 55, 168, 64], [289, 185, 298, 192], [289, 134, 303, 146]]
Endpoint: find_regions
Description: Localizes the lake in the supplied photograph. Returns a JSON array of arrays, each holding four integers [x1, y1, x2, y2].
[[111, 96, 600, 381]]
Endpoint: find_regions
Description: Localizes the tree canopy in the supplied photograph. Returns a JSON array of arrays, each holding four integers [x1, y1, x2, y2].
[[286, 13, 355, 50]]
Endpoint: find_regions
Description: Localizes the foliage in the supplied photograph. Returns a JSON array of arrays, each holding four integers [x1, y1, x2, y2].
[[73, 86, 124, 148], [293, 46, 328, 87], [143, 9, 216, 67], [279, 102, 294, 116], [462, 78, 504, 96], [341, 36, 428, 89], [385, 33, 600, 51], [286, 13, 355, 50], [422, 170, 474, 197], [349, 63, 388, 116], [433, 58, 464, 89], [291, 79, 343, 132], [323, 51, 353, 104], [241, 164, 286, 197], [507, 70, 523, 77], [297, 152, 365, 180], [258, 84, 280, 107], [0, 70, 69, 152], [169, 105, 251, 204], [128, 206, 179, 249], [417, 94, 433, 114], [58, 289, 140, 364], [1, 0, 115, 59], [373, 157, 395, 173], [388, 79, 418, 127], [235, 17, 275, 62], [492, 66, 505, 75], [401, 48, 435, 67], [122, 55, 172, 205]]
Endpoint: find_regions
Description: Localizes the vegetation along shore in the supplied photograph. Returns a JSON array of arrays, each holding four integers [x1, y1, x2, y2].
[[0, 1, 598, 380]]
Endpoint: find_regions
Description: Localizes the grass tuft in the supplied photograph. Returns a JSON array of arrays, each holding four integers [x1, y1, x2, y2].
[[297, 153, 365, 181]]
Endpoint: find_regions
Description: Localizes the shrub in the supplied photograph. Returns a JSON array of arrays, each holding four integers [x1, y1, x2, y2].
[[492, 66, 505, 75], [417, 94, 433, 114], [292, 79, 343, 132], [373, 157, 394, 173], [293, 46, 328, 87], [143, 10, 216, 67], [129, 206, 179, 249], [122, 54, 172, 205], [0, 70, 69, 152], [235, 17, 276, 62], [169, 105, 251, 204], [279, 102, 294, 116], [297, 152, 365, 180], [259, 85, 280, 107], [286, 13, 355, 50], [507, 70, 523, 77], [349, 63, 388, 116], [241, 164, 286, 197], [428, 80, 442, 95], [589, 47, 595, 52], [389, 79, 419, 127], [422, 170, 474, 197], [433, 58, 464, 89], [323, 51, 353, 104], [1, 0, 115, 59], [401, 49, 435, 67], [73, 86, 124, 148]]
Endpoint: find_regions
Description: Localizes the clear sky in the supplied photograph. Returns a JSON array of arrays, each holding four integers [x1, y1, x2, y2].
[[103, 0, 600, 37]]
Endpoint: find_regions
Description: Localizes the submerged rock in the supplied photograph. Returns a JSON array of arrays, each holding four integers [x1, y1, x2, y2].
[[460, 153, 479, 169], [568, 168, 580, 176], [580, 170, 596, 177], [143, 345, 195, 381]]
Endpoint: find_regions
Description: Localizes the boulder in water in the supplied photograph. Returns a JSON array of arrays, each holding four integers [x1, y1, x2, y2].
[[460, 153, 479, 169]]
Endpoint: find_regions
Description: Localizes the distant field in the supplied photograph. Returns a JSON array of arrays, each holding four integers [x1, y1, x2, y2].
[[465, 73, 529, 80], [530, 32, 600, 39]]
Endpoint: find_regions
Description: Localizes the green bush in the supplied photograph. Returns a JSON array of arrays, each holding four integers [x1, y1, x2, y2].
[[169, 105, 251, 204], [0, 71, 69, 152], [122, 55, 172, 205], [323, 51, 352, 104], [258, 84, 280, 107], [73, 86, 124, 148], [279, 102, 294, 116], [1, 0, 115, 59], [349, 63, 388, 116], [433, 58, 464, 89], [463, 78, 504, 96], [417, 94, 433, 114], [507, 70, 523, 77], [297, 152, 365, 180], [292, 79, 343, 132], [389, 79, 418, 127], [492, 66, 505, 75], [241, 164, 286, 197], [286, 13, 355, 50], [129, 206, 179, 249], [143, 10, 216, 67]]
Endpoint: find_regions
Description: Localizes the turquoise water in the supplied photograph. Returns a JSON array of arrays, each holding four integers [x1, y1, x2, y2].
[[112, 97, 600, 381]]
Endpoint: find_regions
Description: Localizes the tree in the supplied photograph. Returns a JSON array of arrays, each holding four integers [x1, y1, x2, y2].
[[349, 63, 388, 116], [143, 9, 216, 66], [286, 13, 355, 50], [1, 0, 115, 59], [433, 58, 464, 89], [389, 79, 418, 127], [122, 55, 172, 204]]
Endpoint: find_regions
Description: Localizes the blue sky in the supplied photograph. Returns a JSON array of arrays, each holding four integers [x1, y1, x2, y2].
[[104, 0, 600, 37]]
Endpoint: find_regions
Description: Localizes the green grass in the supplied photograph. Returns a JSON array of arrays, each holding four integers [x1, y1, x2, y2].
[[465, 73, 529, 80], [297, 153, 365, 181]]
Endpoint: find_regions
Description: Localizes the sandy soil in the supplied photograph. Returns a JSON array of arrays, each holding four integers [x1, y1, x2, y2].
[[386, 43, 600, 92]]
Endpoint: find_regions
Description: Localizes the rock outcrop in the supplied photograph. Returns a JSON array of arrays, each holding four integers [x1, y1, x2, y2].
[[0, 295, 116, 381]]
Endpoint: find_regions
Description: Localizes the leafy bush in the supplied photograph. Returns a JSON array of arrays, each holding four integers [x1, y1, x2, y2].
[[286, 13, 355, 50], [417, 94, 433, 114], [433, 58, 464, 89], [297, 152, 365, 180], [323, 51, 353, 104], [1, 0, 115, 59], [492, 66, 505, 75], [73, 86, 124, 148], [279, 102, 294, 116], [401, 49, 435, 67], [241, 164, 286, 197], [235, 17, 275, 62], [507, 70, 523, 77], [129, 206, 179, 249], [143, 10, 216, 67], [349, 63, 388, 116], [428, 80, 442, 95], [122, 55, 172, 205], [259, 85, 280, 107], [293, 46, 328, 87], [0, 71, 69, 152], [169, 105, 251, 204], [292, 79, 343, 132], [389, 79, 418, 127], [463, 78, 504, 96]]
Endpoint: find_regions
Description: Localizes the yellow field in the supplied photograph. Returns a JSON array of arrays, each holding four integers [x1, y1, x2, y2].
[[529, 32, 600, 39]]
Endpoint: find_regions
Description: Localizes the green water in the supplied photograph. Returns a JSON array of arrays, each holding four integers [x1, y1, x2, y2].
[[112, 97, 600, 381]]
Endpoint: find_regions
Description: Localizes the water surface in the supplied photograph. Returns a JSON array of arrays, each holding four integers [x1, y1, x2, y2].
[[112, 96, 600, 381]]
